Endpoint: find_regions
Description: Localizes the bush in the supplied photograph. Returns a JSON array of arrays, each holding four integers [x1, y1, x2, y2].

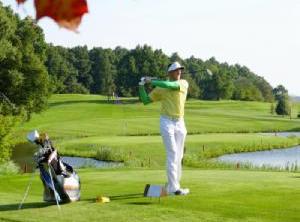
[[0, 161, 19, 175], [0, 114, 18, 162], [65, 82, 89, 94], [275, 95, 290, 115], [96, 147, 128, 162], [0, 102, 24, 162]]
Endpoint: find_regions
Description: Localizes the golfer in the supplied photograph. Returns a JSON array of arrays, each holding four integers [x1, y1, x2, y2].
[[139, 61, 189, 195]]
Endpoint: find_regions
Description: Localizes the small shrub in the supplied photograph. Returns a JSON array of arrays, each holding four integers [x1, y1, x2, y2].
[[287, 135, 297, 139], [96, 147, 128, 162], [0, 161, 20, 175]]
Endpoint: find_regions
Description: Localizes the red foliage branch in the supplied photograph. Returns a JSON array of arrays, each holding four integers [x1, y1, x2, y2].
[[17, 0, 88, 31]]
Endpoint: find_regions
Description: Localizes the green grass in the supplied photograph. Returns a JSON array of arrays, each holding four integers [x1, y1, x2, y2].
[[0, 169, 300, 222], [3, 94, 300, 222], [17, 94, 300, 138], [14, 94, 300, 166]]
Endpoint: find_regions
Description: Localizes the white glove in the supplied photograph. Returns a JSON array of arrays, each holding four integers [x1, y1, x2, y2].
[[139, 80, 145, 86], [140, 76, 155, 85], [139, 77, 146, 86]]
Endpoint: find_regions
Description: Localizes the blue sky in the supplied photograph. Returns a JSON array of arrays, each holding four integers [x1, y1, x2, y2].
[[3, 0, 300, 95]]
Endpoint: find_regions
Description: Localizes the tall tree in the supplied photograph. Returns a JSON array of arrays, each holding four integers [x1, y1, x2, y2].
[[273, 85, 290, 116], [0, 4, 49, 162], [182, 73, 201, 99], [276, 94, 290, 116], [116, 45, 169, 96], [253, 77, 274, 102], [233, 77, 263, 101], [273, 85, 288, 101], [0, 6, 49, 116], [210, 72, 234, 100], [89, 48, 116, 96], [45, 45, 79, 93], [69, 46, 92, 91]]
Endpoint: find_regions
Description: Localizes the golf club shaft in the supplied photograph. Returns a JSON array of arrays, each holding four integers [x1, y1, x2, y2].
[[18, 170, 36, 210], [48, 165, 61, 211]]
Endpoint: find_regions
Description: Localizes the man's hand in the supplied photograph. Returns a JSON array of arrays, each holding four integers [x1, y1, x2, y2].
[[139, 77, 146, 86], [139, 80, 145, 86], [140, 76, 156, 85]]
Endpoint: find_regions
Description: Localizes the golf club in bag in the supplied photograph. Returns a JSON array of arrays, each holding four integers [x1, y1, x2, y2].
[[27, 130, 80, 204]]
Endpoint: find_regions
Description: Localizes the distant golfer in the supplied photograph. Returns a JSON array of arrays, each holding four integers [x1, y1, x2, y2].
[[139, 61, 189, 195]]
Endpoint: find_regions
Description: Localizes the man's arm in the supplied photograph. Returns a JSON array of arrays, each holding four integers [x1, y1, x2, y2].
[[151, 80, 180, 90], [139, 85, 152, 105], [139, 78, 179, 105]]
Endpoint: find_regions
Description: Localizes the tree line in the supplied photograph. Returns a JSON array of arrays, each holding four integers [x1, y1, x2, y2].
[[45, 44, 276, 102], [46, 44, 292, 115]]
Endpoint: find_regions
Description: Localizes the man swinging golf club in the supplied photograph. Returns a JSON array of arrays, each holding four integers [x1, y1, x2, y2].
[[139, 61, 189, 196]]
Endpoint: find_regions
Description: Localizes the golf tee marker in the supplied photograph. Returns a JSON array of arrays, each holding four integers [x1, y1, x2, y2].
[[144, 184, 168, 198]]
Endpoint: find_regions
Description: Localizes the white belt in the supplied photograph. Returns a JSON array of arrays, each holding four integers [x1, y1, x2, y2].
[[161, 115, 183, 121]]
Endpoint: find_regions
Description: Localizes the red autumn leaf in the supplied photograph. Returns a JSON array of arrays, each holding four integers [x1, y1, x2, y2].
[[16, 0, 27, 3], [16, 0, 88, 30], [34, 0, 88, 31]]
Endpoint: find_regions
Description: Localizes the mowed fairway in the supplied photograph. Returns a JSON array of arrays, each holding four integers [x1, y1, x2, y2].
[[17, 94, 300, 138], [0, 169, 300, 222], [15, 94, 300, 165]]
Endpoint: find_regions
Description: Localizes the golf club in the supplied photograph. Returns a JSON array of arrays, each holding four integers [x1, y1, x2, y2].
[[48, 165, 61, 211], [0, 91, 17, 110]]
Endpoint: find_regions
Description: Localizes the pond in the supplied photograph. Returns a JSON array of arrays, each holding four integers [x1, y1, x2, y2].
[[261, 132, 300, 138], [61, 156, 123, 168], [217, 132, 300, 169], [217, 146, 300, 169], [12, 143, 122, 173]]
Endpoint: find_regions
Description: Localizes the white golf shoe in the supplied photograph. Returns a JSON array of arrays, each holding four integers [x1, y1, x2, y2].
[[168, 188, 190, 196]]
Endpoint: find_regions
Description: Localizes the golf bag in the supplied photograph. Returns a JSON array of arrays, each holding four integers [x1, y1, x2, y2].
[[27, 130, 80, 203]]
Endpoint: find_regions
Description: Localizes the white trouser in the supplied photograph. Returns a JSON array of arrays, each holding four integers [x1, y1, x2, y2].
[[160, 115, 187, 193]]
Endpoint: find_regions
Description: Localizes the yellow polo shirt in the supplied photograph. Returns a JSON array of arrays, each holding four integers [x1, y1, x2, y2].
[[149, 79, 189, 118]]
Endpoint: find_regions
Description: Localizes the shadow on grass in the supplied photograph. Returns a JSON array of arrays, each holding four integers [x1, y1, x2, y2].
[[109, 193, 144, 201], [109, 193, 161, 205], [82, 193, 144, 203], [0, 217, 24, 222], [49, 99, 140, 107], [291, 176, 300, 179], [0, 202, 52, 212], [127, 202, 154, 205], [289, 127, 300, 132]]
